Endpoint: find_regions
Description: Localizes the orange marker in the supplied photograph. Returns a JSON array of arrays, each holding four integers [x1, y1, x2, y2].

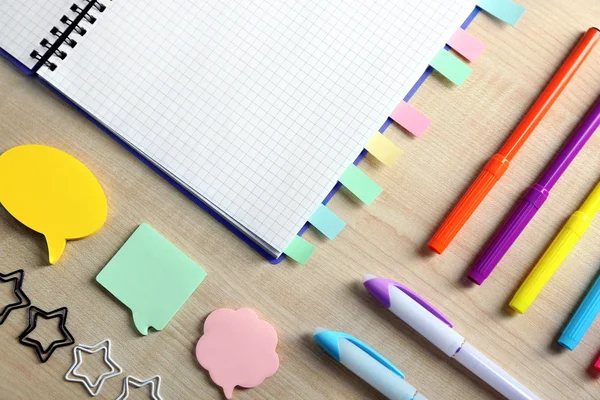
[[429, 27, 600, 254]]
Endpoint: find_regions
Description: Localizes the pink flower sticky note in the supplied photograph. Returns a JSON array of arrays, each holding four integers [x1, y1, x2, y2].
[[196, 308, 279, 399]]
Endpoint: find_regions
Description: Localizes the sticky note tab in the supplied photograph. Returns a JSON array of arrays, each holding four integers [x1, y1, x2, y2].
[[308, 204, 346, 239], [284, 236, 316, 265], [430, 49, 472, 86], [478, 0, 525, 26], [339, 164, 382, 205], [389, 102, 431, 137], [196, 308, 279, 399], [96, 224, 207, 335], [447, 28, 485, 62], [0, 145, 107, 264], [365, 133, 403, 166]]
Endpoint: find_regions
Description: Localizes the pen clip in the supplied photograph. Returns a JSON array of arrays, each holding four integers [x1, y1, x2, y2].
[[364, 277, 454, 327], [391, 281, 454, 328], [315, 330, 405, 378], [380, 278, 454, 328], [342, 333, 405, 378]]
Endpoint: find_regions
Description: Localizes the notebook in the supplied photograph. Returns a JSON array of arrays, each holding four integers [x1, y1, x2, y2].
[[1, 0, 477, 259]]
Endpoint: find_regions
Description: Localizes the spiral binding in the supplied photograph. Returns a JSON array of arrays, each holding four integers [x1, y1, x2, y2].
[[29, 0, 106, 72]]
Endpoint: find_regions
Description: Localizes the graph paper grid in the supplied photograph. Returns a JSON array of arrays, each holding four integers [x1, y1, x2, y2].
[[41, 0, 476, 255]]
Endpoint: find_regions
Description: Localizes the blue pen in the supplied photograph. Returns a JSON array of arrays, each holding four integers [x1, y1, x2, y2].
[[313, 327, 427, 400], [558, 274, 600, 350]]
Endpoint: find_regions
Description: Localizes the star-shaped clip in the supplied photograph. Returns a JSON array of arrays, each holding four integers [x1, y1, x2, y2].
[[18, 306, 75, 363], [65, 339, 123, 396], [0, 269, 31, 324], [117, 375, 163, 400]]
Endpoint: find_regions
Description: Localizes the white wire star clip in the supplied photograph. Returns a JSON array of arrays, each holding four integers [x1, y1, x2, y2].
[[116, 375, 163, 400], [65, 339, 123, 396]]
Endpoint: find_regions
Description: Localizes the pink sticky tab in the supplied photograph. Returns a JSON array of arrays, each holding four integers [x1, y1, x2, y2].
[[447, 28, 485, 62], [389, 101, 431, 137], [196, 308, 279, 399]]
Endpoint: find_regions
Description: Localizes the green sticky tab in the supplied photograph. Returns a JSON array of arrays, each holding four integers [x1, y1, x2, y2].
[[478, 0, 525, 26], [339, 164, 382, 205], [284, 236, 316, 265], [430, 49, 472, 86], [309, 204, 346, 239], [96, 223, 207, 335]]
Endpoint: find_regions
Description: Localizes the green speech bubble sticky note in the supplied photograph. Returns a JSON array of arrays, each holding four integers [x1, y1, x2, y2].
[[96, 223, 206, 335]]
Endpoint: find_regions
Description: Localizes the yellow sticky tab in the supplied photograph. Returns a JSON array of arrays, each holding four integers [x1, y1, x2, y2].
[[365, 133, 403, 166], [0, 145, 107, 264]]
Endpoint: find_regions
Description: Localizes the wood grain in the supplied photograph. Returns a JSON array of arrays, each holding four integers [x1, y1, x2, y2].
[[1, 1, 600, 398]]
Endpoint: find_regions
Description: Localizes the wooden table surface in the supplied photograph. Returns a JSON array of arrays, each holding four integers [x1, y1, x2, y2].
[[2, 1, 600, 399]]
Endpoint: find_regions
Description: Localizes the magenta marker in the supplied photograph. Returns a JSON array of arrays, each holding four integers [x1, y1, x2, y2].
[[468, 95, 600, 285]]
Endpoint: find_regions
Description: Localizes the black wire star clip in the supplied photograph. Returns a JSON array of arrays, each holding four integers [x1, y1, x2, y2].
[[18, 306, 75, 363], [0, 269, 31, 325]]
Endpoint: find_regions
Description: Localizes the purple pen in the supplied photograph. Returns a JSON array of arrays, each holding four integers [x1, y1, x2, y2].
[[468, 95, 600, 284], [363, 275, 541, 400]]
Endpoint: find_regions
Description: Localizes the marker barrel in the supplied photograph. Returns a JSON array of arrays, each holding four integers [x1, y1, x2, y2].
[[429, 155, 509, 254], [468, 189, 544, 285], [428, 28, 600, 254], [579, 182, 600, 216], [510, 212, 591, 313], [468, 95, 600, 284], [559, 274, 600, 350]]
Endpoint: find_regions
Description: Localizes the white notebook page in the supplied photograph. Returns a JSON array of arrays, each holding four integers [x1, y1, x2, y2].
[[41, 0, 476, 255], [0, 0, 83, 69]]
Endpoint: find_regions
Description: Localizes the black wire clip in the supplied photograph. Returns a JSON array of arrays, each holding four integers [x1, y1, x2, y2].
[[18, 306, 75, 363], [0, 269, 31, 325]]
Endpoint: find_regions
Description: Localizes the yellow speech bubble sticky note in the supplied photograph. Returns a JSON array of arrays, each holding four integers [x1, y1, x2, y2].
[[0, 144, 107, 264]]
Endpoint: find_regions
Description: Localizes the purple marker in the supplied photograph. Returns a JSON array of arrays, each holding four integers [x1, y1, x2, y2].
[[363, 274, 541, 400], [468, 95, 600, 285]]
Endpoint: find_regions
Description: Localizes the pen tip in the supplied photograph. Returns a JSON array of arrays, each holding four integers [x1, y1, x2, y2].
[[313, 327, 326, 335], [362, 274, 377, 283]]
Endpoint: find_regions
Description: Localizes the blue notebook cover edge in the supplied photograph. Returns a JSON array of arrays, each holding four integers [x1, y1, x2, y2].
[[0, 7, 479, 264], [0, 47, 35, 76]]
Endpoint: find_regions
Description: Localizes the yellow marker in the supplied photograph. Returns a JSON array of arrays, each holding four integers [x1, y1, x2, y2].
[[365, 133, 403, 166], [510, 181, 600, 313], [0, 145, 107, 264]]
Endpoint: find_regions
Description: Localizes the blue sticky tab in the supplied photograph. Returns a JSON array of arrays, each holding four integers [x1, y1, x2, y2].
[[314, 330, 404, 378], [478, 0, 525, 26], [308, 204, 346, 240]]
